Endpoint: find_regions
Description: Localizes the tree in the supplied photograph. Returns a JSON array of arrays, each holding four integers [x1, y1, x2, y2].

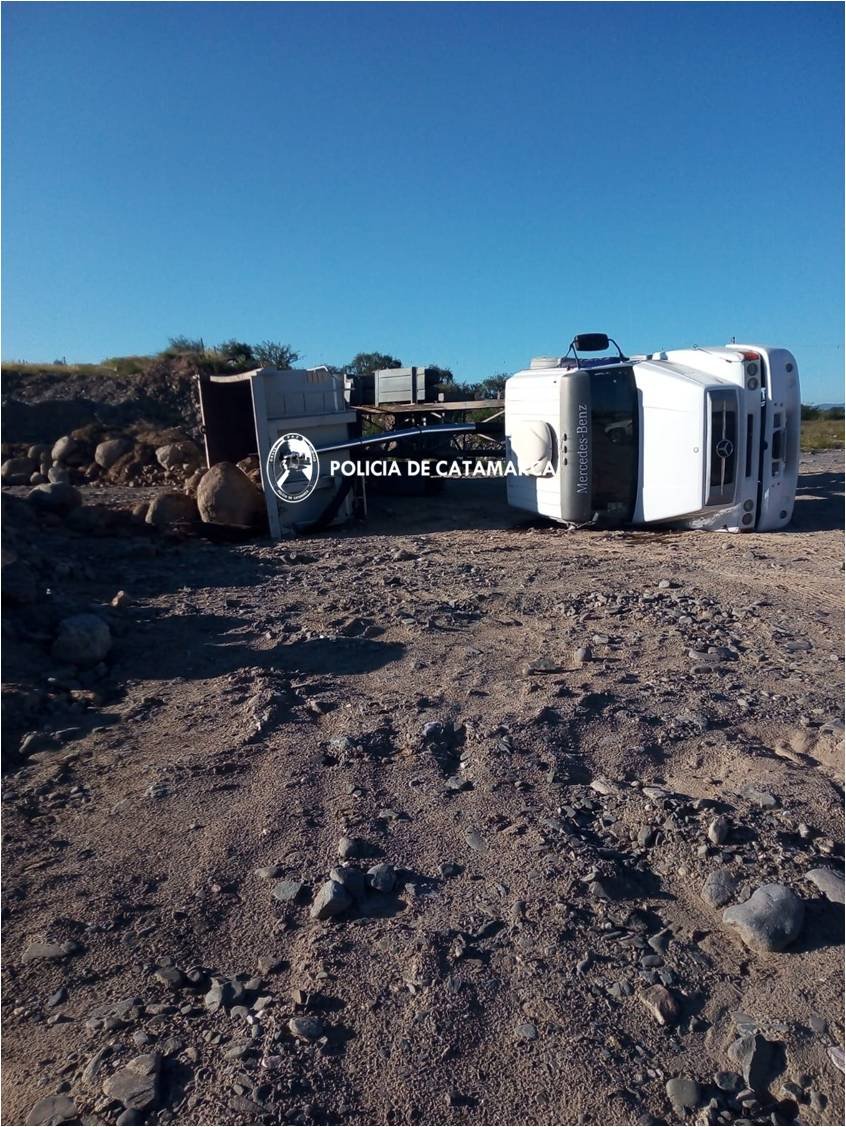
[[254, 340, 300, 369], [427, 365, 465, 401], [478, 373, 508, 398], [343, 352, 403, 379], [426, 364, 455, 385], [216, 339, 256, 371]]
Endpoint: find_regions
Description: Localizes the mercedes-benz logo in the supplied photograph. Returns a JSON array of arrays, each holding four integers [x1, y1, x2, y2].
[[715, 438, 734, 459]]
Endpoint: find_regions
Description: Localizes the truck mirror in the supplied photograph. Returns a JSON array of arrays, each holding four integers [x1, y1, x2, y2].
[[573, 334, 610, 352]]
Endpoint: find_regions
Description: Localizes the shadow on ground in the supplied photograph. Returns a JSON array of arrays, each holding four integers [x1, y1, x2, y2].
[[111, 609, 406, 683], [788, 471, 844, 533]]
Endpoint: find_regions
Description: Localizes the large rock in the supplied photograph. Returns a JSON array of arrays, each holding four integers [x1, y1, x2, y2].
[[145, 491, 199, 528], [666, 1077, 700, 1111], [237, 454, 262, 486], [723, 883, 805, 952], [102, 1053, 161, 1111], [95, 437, 132, 469], [22, 940, 81, 964], [2, 456, 36, 485], [367, 863, 397, 893], [701, 867, 739, 909], [105, 444, 157, 484], [729, 1032, 778, 1092], [184, 468, 206, 495], [27, 444, 50, 463], [155, 440, 201, 470], [25, 1094, 78, 1125], [639, 984, 681, 1025], [47, 466, 71, 484], [309, 879, 352, 920], [288, 1015, 326, 1042], [197, 462, 265, 528], [51, 435, 78, 463], [51, 614, 112, 667], [806, 867, 845, 904], [27, 482, 82, 515]]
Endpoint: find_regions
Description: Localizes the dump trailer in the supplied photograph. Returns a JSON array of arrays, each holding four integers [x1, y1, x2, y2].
[[505, 334, 800, 531]]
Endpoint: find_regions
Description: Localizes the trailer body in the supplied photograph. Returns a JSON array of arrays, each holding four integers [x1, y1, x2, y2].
[[197, 366, 357, 536]]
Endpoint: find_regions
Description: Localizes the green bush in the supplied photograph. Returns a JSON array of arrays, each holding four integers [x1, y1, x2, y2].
[[162, 336, 206, 358]]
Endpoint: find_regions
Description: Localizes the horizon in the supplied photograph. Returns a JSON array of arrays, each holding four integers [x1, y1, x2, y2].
[[2, 2, 843, 400]]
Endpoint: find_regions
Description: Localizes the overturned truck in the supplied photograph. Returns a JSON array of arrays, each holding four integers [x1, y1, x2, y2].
[[505, 334, 801, 532], [197, 334, 800, 537]]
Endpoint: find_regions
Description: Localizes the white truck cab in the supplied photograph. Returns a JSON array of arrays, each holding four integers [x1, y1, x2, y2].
[[505, 334, 800, 532]]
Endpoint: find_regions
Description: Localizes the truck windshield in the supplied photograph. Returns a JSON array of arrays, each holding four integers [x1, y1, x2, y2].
[[590, 367, 638, 522]]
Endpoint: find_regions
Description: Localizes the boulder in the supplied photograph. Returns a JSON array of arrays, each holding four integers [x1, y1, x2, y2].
[[106, 445, 156, 484], [729, 1032, 778, 1091], [701, 867, 740, 909], [806, 867, 845, 904], [102, 1053, 161, 1112], [27, 444, 50, 463], [367, 863, 397, 893], [47, 466, 71, 484], [197, 462, 265, 528], [329, 865, 367, 899], [95, 437, 132, 469], [69, 423, 103, 449], [184, 468, 206, 495], [309, 879, 352, 920], [51, 613, 112, 667], [156, 440, 202, 470], [51, 435, 78, 463], [288, 1015, 326, 1042], [22, 940, 81, 963], [29, 472, 48, 485], [1, 456, 36, 485], [27, 483, 82, 515], [145, 491, 200, 528], [237, 454, 262, 486], [666, 1077, 701, 1111], [25, 1094, 78, 1126], [723, 883, 805, 952]]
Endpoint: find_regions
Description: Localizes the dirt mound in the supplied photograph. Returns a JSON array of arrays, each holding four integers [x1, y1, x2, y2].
[[1, 358, 201, 445]]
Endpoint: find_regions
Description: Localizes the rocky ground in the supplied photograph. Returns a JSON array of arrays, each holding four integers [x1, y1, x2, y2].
[[1, 450, 843, 1127]]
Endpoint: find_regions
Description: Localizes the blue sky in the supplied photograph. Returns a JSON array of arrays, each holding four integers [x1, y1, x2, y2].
[[2, 2, 843, 399]]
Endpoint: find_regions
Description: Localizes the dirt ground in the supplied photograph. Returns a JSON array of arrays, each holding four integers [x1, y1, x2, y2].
[[1, 450, 843, 1127]]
